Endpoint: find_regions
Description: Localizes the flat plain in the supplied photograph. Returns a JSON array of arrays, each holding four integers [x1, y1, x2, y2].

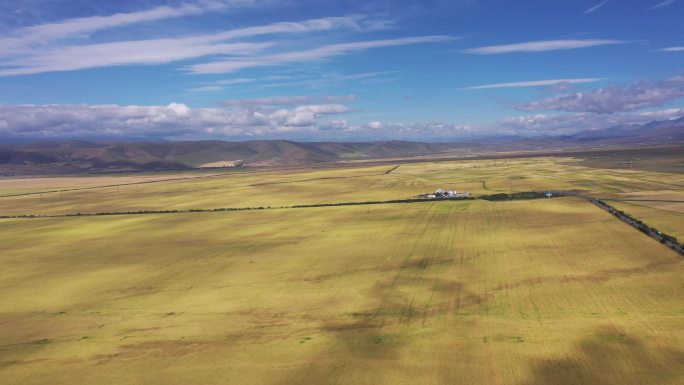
[[1, 152, 683, 385]]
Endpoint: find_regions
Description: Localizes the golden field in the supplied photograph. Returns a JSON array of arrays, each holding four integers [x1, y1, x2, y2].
[[0, 154, 683, 384], [1, 156, 683, 216]]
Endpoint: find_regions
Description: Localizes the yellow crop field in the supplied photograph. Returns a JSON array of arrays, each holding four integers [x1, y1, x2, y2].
[[609, 200, 684, 241], [1, 156, 683, 217], [1, 196, 683, 385], [1, 153, 683, 384]]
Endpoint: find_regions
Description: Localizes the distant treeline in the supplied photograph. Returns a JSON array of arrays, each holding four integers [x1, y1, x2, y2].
[[0, 207, 271, 219], [0, 192, 570, 220], [0, 191, 570, 220], [0, 197, 477, 219], [592, 198, 684, 252], [479, 191, 557, 201]]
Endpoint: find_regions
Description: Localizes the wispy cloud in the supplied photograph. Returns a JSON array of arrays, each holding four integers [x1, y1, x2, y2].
[[583, 1, 608, 14], [216, 77, 288, 86], [187, 85, 225, 93], [661, 46, 684, 52], [188, 35, 455, 74], [220, 96, 312, 106], [463, 39, 626, 54], [0, 1, 266, 55], [649, 0, 677, 10], [336, 71, 400, 81], [188, 72, 397, 93], [0, 41, 271, 76], [0, 16, 380, 76], [256, 71, 400, 89], [462, 78, 605, 90], [220, 95, 355, 107]]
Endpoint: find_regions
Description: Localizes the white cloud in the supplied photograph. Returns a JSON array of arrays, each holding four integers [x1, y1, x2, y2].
[[649, 0, 677, 10], [2, 101, 681, 141], [0, 41, 271, 76], [366, 121, 383, 129], [0, 100, 352, 139], [462, 78, 605, 90], [337, 71, 400, 80], [219, 71, 400, 90], [166, 102, 192, 117], [221, 96, 311, 107], [341, 121, 479, 139], [325, 120, 348, 130], [518, 76, 684, 113], [661, 46, 684, 52], [501, 107, 684, 135], [187, 35, 455, 74], [463, 39, 626, 55], [636, 107, 684, 120], [188, 72, 391, 94], [584, 1, 608, 14], [187, 85, 225, 93], [0, 1, 267, 55], [220, 95, 354, 107], [0, 16, 378, 76], [215, 78, 261, 85], [286, 104, 350, 126]]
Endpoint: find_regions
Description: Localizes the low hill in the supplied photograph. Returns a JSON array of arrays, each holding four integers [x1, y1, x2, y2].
[[0, 140, 467, 174], [1, 115, 682, 175]]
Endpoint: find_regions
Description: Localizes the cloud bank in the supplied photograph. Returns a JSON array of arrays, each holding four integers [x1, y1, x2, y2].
[[518, 76, 684, 113], [501, 108, 684, 135], [0, 101, 351, 139]]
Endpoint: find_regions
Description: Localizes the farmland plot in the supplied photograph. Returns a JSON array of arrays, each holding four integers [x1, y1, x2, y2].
[[1, 198, 682, 385]]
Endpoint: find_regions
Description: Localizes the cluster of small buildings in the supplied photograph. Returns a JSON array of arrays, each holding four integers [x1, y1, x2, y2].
[[419, 189, 471, 199]]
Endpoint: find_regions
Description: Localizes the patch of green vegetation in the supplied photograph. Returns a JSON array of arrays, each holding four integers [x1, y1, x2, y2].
[[299, 337, 312, 344]]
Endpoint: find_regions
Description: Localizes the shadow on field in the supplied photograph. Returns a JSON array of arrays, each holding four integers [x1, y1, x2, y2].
[[273, 322, 407, 385], [518, 325, 684, 385], [494, 257, 681, 291], [273, 260, 484, 385]]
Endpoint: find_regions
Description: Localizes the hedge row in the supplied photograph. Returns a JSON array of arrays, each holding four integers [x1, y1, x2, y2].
[[593, 198, 683, 250]]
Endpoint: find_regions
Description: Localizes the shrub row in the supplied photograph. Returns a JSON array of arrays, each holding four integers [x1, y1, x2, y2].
[[593, 199, 683, 251], [480, 191, 558, 201]]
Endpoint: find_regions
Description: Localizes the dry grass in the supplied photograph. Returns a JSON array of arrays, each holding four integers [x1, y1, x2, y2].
[[1, 156, 683, 217], [1, 153, 683, 384], [609, 200, 684, 240], [0, 198, 682, 384]]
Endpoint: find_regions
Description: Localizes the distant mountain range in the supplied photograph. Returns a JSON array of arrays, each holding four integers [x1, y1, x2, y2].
[[570, 116, 684, 143], [0, 140, 471, 174], [1, 116, 682, 174]]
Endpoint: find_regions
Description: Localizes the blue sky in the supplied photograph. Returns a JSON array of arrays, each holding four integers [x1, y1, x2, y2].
[[0, 0, 683, 141]]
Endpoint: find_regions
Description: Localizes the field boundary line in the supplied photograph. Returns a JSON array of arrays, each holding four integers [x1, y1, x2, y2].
[[0, 192, 571, 220], [585, 196, 684, 256]]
